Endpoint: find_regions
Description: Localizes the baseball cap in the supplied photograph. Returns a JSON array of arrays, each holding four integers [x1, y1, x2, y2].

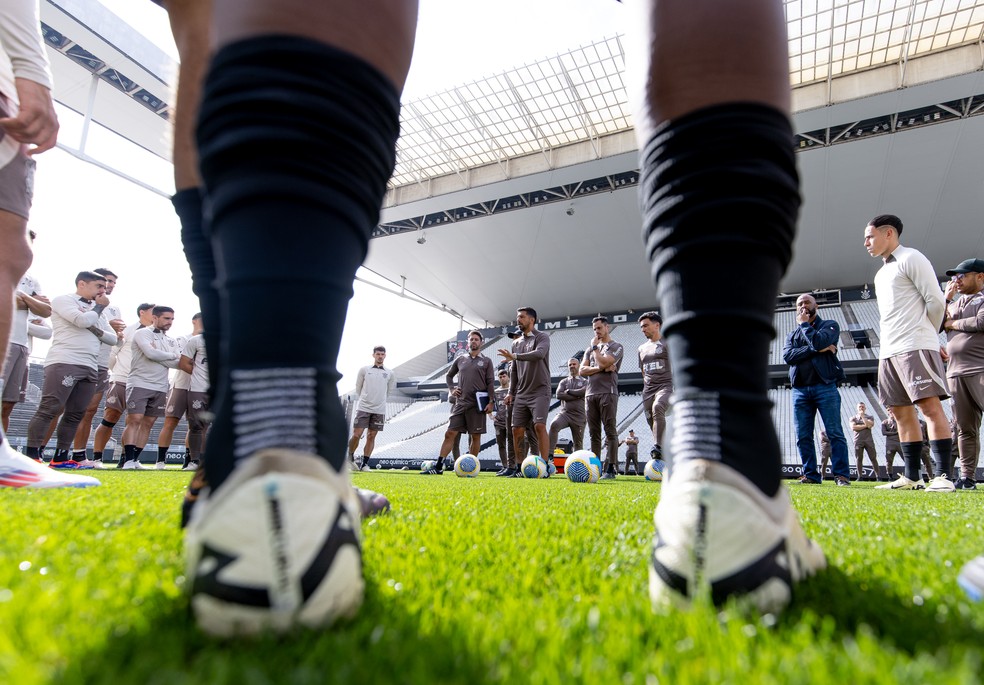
[[506, 327, 522, 339], [946, 258, 984, 276]]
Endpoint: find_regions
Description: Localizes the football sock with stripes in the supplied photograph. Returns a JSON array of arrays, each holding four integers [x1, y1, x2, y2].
[[640, 103, 800, 498], [196, 36, 401, 491], [172, 187, 221, 396]]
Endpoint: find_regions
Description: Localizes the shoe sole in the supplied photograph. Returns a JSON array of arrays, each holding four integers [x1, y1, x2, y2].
[[185, 449, 363, 637], [650, 460, 826, 615]]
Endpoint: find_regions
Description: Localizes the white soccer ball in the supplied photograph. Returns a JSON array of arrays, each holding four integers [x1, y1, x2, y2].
[[565, 450, 597, 483], [588, 456, 603, 483], [454, 454, 481, 478], [186, 450, 363, 637], [420, 460, 436, 472], [645, 458, 665, 482], [521, 455, 547, 479]]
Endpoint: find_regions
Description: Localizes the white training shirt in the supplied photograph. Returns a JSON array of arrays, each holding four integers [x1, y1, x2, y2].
[[44, 293, 119, 370], [355, 365, 397, 415], [182, 335, 209, 393], [128, 327, 180, 392], [96, 304, 123, 369], [109, 322, 141, 384], [171, 334, 192, 390], [874, 244, 946, 359], [9, 272, 42, 348]]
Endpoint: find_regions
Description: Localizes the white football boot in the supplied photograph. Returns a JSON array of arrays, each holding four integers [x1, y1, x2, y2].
[[650, 458, 826, 614], [185, 450, 364, 637]]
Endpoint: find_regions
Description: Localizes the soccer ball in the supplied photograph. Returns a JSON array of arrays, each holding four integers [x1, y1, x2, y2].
[[589, 456, 603, 483], [521, 455, 547, 479], [565, 450, 598, 483], [645, 459, 665, 481], [454, 454, 481, 478], [186, 450, 363, 637], [420, 460, 436, 472]]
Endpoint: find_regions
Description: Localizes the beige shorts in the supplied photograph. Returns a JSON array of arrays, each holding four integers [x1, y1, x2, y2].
[[104, 381, 127, 412], [354, 410, 385, 431], [2, 342, 29, 403], [0, 95, 35, 219], [878, 350, 949, 407], [126, 386, 167, 417], [166, 387, 189, 419]]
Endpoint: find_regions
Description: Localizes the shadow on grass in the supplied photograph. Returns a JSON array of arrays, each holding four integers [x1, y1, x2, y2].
[[66, 583, 496, 685], [790, 565, 984, 655]]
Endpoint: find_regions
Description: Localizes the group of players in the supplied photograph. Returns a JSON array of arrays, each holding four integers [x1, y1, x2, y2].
[[347, 308, 674, 478], [784, 214, 984, 494], [1, 263, 210, 479]]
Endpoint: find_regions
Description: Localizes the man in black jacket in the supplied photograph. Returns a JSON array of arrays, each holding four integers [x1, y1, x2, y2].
[[781, 294, 851, 486]]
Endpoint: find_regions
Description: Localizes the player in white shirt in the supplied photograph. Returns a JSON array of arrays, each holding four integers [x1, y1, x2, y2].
[[92, 303, 155, 468], [159, 312, 203, 469], [24, 271, 118, 468], [348, 346, 398, 470], [178, 329, 211, 471], [67, 268, 124, 468], [120, 306, 181, 469], [2, 230, 50, 431]]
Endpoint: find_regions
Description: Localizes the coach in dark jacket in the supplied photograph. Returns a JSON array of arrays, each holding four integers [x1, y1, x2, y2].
[[781, 294, 851, 485]]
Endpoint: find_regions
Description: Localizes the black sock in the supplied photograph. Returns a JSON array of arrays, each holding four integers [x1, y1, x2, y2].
[[640, 104, 799, 498], [135, 447, 143, 459], [929, 438, 952, 477], [157, 446, 168, 463], [901, 441, 923, 482], [173, 186, 221, 398], [72, 450, 86, 460], [93, 451, 103, 462], [53, 449, 69, 462], [196, 37, 401, 491], [26, 446, 40, 459], [124, 444, 137, 462]]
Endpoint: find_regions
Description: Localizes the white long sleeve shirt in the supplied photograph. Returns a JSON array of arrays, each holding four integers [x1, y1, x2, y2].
[[128, 327, 181, 392], [874, 245, 946, 358], [96, 304, 124, 368], [44, 293, 119, 370], [355, 365, 396, 415], [181, 335, 209, 393], [9, 272, 42, 347]]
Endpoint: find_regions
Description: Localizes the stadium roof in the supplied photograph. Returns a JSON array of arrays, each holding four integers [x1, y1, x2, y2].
[[43, 0, 984, 326]]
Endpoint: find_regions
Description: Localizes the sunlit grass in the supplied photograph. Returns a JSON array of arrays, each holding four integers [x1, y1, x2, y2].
[[1, 471, 982, 684]]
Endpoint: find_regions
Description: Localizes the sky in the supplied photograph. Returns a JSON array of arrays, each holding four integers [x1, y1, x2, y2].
[[26, 0, 626, 390]]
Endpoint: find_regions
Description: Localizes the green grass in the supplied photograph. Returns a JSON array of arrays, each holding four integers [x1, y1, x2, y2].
[[1, 470, 983, 684]]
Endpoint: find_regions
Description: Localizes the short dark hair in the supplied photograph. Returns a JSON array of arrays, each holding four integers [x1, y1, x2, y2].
[[28, 230, 36, 241], [192, 312, 202, 320], [152, 306, 174, 316], [869, 214, 903, 237], [373, 346, 386, 353], [467, 330, 484, 341], [638, 311, 662, 325], [137, 303, 155, 316], [498, 369, 509, 376], [592, 316, 609, 325], [517, 306, 537, 322], [76, 270, 105, 284], [93, 268, 118, 279]]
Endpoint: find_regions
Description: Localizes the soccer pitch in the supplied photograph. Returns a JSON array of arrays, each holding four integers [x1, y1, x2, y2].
[[1, 471, 982, 685]]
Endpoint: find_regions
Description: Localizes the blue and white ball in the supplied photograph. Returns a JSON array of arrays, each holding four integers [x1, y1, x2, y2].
[[420, 460, 436, 472], [588, 456, 603, 484], [565, 450, 597, 483], [454, 454, 481, 478], [645, 459, 665, 481], [521, 455, 547, 479]]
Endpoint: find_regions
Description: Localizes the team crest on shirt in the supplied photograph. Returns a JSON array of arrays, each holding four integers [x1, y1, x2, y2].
[[61, 375, 76, 387], [477, 360, 485, 368]]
